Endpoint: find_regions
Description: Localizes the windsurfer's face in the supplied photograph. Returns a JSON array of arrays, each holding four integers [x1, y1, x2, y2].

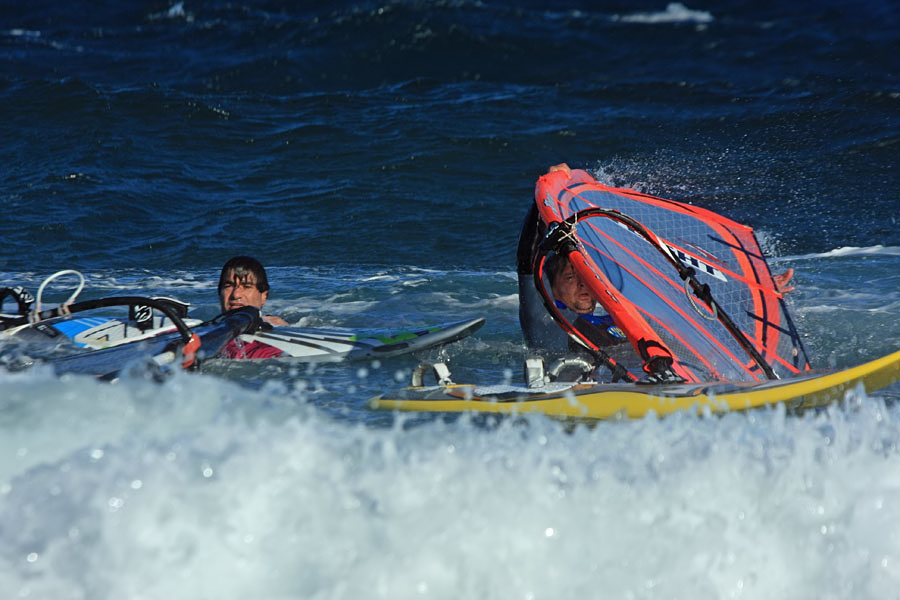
[[552, 262, 596, 314], [219, 269, 269, 312]]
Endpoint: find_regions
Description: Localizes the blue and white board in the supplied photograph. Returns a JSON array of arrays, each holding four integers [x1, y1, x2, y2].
[[241, 317, 486, 362], [58, 315, 203, 348], [6, 312, 486, 363]]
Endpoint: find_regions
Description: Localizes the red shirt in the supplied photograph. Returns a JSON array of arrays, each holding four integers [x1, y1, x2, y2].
[[220, 338, 284, 359]]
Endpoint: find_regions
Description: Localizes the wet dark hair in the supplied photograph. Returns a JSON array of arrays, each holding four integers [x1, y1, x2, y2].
[[544, 252, 571, 287], [218, 256, 270, 293]]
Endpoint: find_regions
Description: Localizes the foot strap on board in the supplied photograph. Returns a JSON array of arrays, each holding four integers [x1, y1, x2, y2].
[[411, 362, 454, 387]]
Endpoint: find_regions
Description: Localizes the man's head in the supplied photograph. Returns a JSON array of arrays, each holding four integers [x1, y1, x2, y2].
[[218, 256, 271, 312], [546, 253, 597, 314]]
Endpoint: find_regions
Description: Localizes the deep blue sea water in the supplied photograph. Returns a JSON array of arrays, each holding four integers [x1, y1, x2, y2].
[[2, 2, 899, 598]]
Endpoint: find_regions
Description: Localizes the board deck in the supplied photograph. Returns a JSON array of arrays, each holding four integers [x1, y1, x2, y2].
[[67, 315, 204, 348], [3, 315, 203, 348], [370, 348, 900, 420], [46, 307, 261, 379], [242, 317, 486, 361], [6, 312, 486, 363]]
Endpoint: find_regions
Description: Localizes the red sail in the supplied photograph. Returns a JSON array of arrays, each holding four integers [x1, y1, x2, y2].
[[535, 168, 811, 383]]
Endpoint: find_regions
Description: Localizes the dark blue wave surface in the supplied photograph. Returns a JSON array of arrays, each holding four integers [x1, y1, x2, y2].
[[2, 0, 897, 274]]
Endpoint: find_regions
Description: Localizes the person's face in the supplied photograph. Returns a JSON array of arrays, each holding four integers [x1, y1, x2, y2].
[[551, 262, 596, 313], [219, 269, 268, 312]]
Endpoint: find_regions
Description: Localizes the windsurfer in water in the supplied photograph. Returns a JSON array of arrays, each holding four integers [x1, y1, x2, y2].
[[217, 255, 288, 359], [521, 164, 795, 354], [544, 252, 629, 349]]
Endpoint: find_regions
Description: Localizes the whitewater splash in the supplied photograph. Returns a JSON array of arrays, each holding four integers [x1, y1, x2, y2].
[[777, 245, 900, 262], [2, 363, 900, 599], [614, 3, 714, 25]]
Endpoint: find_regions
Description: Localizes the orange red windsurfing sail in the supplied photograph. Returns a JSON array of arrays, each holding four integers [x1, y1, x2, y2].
[[533, 168, 811, 383]]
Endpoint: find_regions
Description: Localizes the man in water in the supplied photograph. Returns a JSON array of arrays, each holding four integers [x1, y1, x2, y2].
[[217, 255, 288, 359], [517, 250, 636, 382], [523, 163, 795, 350], [544, 252, 628, 349]]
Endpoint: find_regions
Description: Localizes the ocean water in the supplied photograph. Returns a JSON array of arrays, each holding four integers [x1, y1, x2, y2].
[[2, 1, 899, 598]]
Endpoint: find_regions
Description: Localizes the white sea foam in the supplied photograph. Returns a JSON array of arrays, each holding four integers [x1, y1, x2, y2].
[[5, 29, 42, 39], [776, 245, 900, 262], [147, 1, 193, 22], [2, 367, 899, 599], [468, 292, 519, 310], [614, 3, 714, 25]]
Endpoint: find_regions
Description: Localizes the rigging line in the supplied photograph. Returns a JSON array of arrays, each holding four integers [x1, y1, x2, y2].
[[684, 277, 718, 321]]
